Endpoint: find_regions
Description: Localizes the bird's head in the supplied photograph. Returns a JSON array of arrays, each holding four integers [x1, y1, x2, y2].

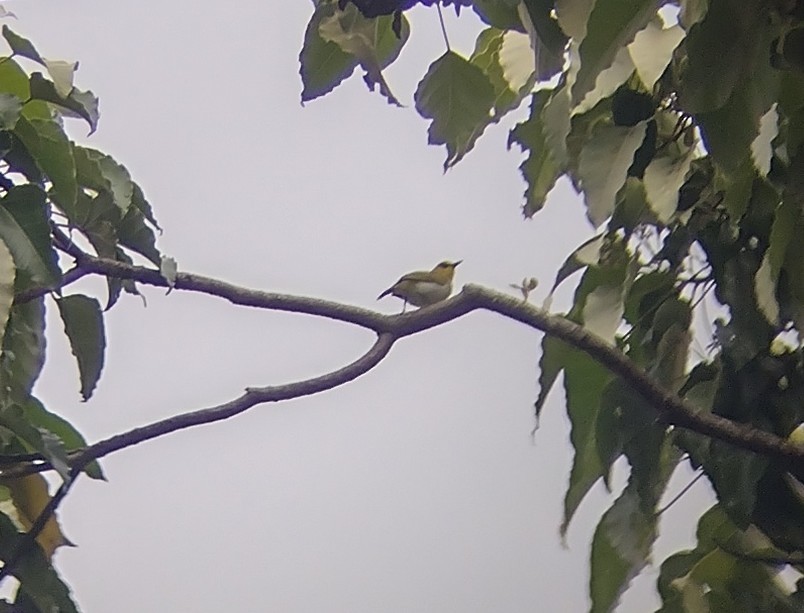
[[430, 260, 462, 283]]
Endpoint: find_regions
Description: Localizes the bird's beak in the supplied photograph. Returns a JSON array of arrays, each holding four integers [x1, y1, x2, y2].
[[453, 260, 463, 267]]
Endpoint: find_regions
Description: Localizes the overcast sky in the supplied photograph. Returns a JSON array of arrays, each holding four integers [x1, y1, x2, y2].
[[5, 2, 712, 611]]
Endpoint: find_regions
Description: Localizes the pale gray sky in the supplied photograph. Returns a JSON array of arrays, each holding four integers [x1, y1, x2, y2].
[[7, 2, 710, 611]]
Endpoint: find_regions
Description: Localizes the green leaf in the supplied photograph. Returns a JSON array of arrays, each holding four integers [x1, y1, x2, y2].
[[627, 20, 684, 90], [755, 254, 779, 325], [117, 205, 161, 265], [73, 146, 134, 215], [768, 185, 799, 277], [561, 349, 612, 536], [317, 3, 408, 105], [57, 295, 105, 402], [21, 396, 104, 480], [0, 512, 78, 613], [29, 73, 100, 134], [547, 234, 604, 297], [0, 93, 22, 131], [0, 239, 15, 353], [573, 45, 634, 116], [554, 0, 595, 41], [508, 91, 563, 217], [0, 57, 29, 101], [472, 0, 523, 31], [2, 26, 43, 65], [679, 0, 770, 113], [471, 28, 535, 119], [299, 2, 359, 102], [577, 121, 647, 226], [0, 185, 58, 289], [414, 51, 495, 169], [643, 146, 695, 223], [571, 0, 658, 105], [14, 114, 77, 210], [42, 59, 76, 98], [590, 482, 657, 613], [0, 298, 46, 400], [0, 403, 70, 480], [534, 334, 569, 420]]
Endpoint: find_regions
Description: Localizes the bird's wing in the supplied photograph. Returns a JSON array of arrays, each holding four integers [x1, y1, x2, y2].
[[397, 270, 431, 282]]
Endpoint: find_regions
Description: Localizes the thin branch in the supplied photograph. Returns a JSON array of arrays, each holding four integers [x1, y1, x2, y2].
[[436, 3, 450, 51], [655, 470, 705, 516], [716, 540, 804, 566], [14, 266, 90, 304], [4, 246, 802, 477]]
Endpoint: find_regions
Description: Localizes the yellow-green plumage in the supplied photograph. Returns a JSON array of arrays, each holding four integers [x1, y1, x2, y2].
[[377, 260, 461, 310]]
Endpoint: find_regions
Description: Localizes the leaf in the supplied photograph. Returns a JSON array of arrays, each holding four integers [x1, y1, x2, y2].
[[472, 0, 523, 31], [0, 511, 78, 612], [0, 93, 21, 130], [0, 403, 70, 480], [0, 238, 15, 353], [299, 2, 358, 102], [755, 254, 780, 325], [21, 396, 104, 480], [547, 233, 604, 296], [0, 56, 28, 100], [534, 334, 569, 421], [571, 0, 659, 105], [572, 45, 635, 116], [554, 0, 595, 41], [577, 121, 647, 226], [73, 145, 134, 215], [750, 104, 778, 177], [768, 189, 799, 277], [57, 295, 105, 401], [590, 482, 657, 613], [627, 21, 684, 90], [679, 0, 771, 113], [643, 147, 696, 223], [0, 186, 58, 289], [117, 205, 161, 265], [160, 255, 178, 289], [318, 3, 409, 105], [414, 51, 495, 169], [42, 59, 76, 98], [29, 72, 99, 133], [0, 298, 45, 401], [471, 28, 534, 119], [517, 1, 565, 81], [2, 26, 43, 64], [14, 114, 77, 210], [561, 349, 612, 537], [5, 474, 72, 559], [508, 91, 562, 217]]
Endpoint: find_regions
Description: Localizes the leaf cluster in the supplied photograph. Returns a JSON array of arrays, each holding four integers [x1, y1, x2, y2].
[[300, 0, 804, 610]]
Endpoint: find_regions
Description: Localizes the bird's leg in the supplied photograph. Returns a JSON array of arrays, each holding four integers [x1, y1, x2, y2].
[[402, 300, 407, 313]]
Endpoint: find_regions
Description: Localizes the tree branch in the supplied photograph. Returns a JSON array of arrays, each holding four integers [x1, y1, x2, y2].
[[5, 247, 801, 477]]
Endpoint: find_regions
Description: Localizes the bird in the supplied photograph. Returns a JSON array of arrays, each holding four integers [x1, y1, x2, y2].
[[377, 260, 461, 311]]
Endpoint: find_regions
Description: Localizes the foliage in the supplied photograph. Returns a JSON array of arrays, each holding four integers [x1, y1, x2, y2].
[[301, 0, 804, 610], [0, 23, 163, 609]]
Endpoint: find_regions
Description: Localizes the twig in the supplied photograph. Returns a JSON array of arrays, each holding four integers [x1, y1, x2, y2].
[[655, 470, 704, 516], [436, 3, 450, 51]]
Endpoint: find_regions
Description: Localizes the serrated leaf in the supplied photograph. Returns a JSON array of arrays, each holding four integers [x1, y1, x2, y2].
[[0, 57, 28, 102], [0, 511, 78, 612], [414, 51, 495, 169], [73, 146, 134, 215], [14, 114, 77, 209], [0, 186, 58, 289], [2, 26, 43, 65], [299, 2, 358, 102], [768, 190, 799, 277], [535, 334, 569, 420], [0, 298, 45, 399], [508, 91, 562, 216], [627, 20, 684, 90], [117, 205, 161, 265], [0, 403, 70, 480], [643, 147, 695, 223], [573, 44, 634, 116], [590, 483, 656, 613], [571, 0, 658, 105], [517, 2, 565, 81], [29, 72, 99, 133], [583, 282, 626, 344], [472, 0, 523, 31], [554, 0, 595, 41], [578, 121, 647, 226], [561, 349, 612, 537], [57, 295, 105, 402], [548, 234, 604, 295], [542, 84, 571, 167], [318, 3, 408, 106]]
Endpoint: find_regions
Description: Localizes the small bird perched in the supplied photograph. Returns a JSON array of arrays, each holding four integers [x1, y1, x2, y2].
[[377, 260, 461, 311]]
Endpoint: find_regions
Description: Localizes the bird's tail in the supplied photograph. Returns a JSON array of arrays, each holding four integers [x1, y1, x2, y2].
[[377, 287, 393, 300]]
